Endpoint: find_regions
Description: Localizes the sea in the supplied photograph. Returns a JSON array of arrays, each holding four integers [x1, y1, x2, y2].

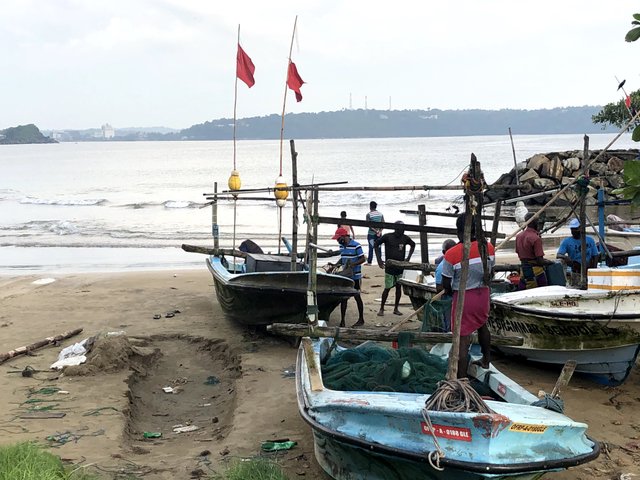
[[0, 133, 636, 275]]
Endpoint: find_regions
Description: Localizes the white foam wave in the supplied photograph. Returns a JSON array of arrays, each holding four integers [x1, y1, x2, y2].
[[163, 200, 203, 209], [20, 196, 107, 206]]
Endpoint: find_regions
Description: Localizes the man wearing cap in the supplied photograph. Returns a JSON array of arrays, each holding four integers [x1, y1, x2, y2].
[[331, 227, 366, 327], [374, 221, 415, 316], [515, 213, 554, 290], [556, 218, 599, 286]]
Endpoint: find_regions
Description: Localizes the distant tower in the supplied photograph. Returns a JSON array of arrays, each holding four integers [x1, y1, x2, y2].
[[349, 93, 352, 110], [365, 96, 368, 110], [101, 123, 115, 139]]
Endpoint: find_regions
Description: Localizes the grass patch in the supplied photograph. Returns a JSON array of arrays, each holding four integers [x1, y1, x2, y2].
[[212, 458, 289, 480], [0, 442, 99, 480]]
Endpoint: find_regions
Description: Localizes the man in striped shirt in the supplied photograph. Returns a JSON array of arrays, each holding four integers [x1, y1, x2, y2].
[[332, 227, 366, 327], [441, 214, 495, 378], [366, 201, 385, 265]]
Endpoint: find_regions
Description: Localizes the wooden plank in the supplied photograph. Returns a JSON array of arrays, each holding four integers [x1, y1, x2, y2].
[[301, 338, 323, 392], [269, 324, 524, 347], [551, 360, 577, 398]]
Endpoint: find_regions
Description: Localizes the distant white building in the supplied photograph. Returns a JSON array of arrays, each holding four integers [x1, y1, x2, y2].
[[101, 123, 115, 139]]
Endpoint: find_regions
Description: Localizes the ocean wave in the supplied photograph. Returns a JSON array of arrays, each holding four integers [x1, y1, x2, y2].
[[163, 200, 205, 209], [20, 196, 108, 206]]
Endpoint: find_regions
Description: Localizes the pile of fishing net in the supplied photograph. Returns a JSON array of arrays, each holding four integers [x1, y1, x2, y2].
[[321, 340, 447, 394]]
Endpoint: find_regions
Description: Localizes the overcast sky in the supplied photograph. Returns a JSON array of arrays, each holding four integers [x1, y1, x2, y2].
[[1, 1, 639, 130]]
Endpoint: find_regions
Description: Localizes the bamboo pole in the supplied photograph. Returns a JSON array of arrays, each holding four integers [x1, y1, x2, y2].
[[181, 243, 341, 259], [579, 135, 589, 288], [278, 16, 298, 177], [508, 127, 521, 197], [212, 182, 219, 251], [267, 324, 524, 346], [0, 328, 84, 364], [495, 108, 640, 251], [385, 259, 519, 272], [400, 209, 515, 222], [290, 140, 299, 272]]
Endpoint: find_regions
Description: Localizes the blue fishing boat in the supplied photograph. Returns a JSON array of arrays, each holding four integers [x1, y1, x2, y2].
[[207, 255, 357, 326], [296, 330, 599, 480]]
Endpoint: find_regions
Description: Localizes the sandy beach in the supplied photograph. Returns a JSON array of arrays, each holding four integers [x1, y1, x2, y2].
[[0, 264, 638, 479]]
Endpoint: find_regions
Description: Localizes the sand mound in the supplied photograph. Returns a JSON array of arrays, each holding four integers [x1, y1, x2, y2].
[[64, 335, 158, 376]]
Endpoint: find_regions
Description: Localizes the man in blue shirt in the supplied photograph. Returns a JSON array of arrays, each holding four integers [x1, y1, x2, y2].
[[332, 227, 366, 327], [556, 218, 599, 287]]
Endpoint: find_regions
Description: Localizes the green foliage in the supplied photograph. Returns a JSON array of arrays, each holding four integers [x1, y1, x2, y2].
[[0, 124, 56, 145], [626, 14, 640, 42], [211, 458, 289, 480], [591, 90, 640, 129], [612, 160, 640, 206], [0, 442, 99, 480]]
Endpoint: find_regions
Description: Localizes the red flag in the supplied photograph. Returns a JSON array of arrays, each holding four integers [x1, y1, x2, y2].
[[287, 61, 304, 102], [236, 44, 255, 88], [625, 95, 632, 108]]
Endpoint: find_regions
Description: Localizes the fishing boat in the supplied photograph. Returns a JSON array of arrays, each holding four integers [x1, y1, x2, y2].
[[206, 255, 357, 326], [489, 285, 640, 386], [296, 330, 600, 480]]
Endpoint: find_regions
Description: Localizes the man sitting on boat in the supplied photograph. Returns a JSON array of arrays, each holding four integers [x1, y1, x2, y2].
[[441, 214, 495, 377], [556, 218, 598, 287], [515, 213, 554, 290], [332, 227, 366, 328]]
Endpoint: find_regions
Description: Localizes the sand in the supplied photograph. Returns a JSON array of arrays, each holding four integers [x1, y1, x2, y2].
[[0, 265, 638, 479]]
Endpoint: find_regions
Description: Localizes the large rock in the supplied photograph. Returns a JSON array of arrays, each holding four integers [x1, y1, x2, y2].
[[519, 168, 539, 183], [527, 154, 550, 172], [540, 156, 564, 181], [562, 157, 581, 171], [532, 178, 557, 190], [607, 174, 625, 189], [589, 162, 608, 176], [607, 156, 625, 173]]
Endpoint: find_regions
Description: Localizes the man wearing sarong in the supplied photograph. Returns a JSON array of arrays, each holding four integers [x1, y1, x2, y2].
[[441, 214, 495, 378], [515, 213, 553, 290]]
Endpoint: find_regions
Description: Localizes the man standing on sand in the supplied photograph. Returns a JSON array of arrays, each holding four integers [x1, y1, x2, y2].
[[365, 201, 384, 265], [441, 213, 495, 378], [515, 212, 553, 290], [374, 221, 415, 316], [332, 227, 366, 327]]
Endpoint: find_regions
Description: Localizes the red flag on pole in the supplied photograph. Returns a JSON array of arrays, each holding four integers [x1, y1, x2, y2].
[[625, 95, 632, 108], [287, 61, 305, 102], [237, 44, 255, 88]]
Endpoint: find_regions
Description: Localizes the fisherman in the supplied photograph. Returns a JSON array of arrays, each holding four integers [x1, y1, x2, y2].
[[338, 210, 356, 239], [434, 238, 457, 332], [556, 218, 598, 287], [332, 227, 366, 327], [515, 213, 553, 290], [365, 201, 384, 265], [374, 221, 416, 316], [441, 213, 495, 378]]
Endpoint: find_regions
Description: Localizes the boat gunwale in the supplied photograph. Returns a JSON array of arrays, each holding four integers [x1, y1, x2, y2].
[[295, 341, 601, 475]]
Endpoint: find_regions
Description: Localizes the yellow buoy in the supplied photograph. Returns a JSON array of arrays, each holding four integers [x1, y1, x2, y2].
[[228, 170, 241, 191], [274, 175, 288, 207]]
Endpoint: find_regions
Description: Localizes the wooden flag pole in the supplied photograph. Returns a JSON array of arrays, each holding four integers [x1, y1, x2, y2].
[[0, 328, 84, 365]]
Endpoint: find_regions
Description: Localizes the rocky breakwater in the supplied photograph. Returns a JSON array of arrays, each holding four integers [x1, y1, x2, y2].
[[485, 149, 640, 206]]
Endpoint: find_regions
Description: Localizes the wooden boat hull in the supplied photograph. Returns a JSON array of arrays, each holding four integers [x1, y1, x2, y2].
[[297, 335, 599, 480], [207, 256, 358, 326], [489, 286, 640, 386]]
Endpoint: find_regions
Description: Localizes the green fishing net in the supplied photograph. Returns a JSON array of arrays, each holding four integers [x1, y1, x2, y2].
[[321, 339, 447, 394]]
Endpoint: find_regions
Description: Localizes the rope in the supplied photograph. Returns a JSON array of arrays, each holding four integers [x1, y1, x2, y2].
[[531, 394, 564, 413]]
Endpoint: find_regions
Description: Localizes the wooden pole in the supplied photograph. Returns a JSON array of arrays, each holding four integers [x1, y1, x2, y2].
[[0, 328, 84, 365], [279, 16, 297, 177], [306, 188, 319, 324], [400, 209, 514, 222], [267, 324, 524, 346], [508, 127, 521, 197], [290, 140, 299, 271], [490, 199, 502, 246], [181, 243, 341, 259], [418, 204, 429, 266], [579, 135, 589, 288], [447, 191, 473, 380], [212, 182, 219, 251]]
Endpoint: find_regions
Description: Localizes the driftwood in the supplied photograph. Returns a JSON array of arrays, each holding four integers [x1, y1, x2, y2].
[[0, 328, 84, 365], [181, 243, 341, 259], [267, 324, 523, 347]]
